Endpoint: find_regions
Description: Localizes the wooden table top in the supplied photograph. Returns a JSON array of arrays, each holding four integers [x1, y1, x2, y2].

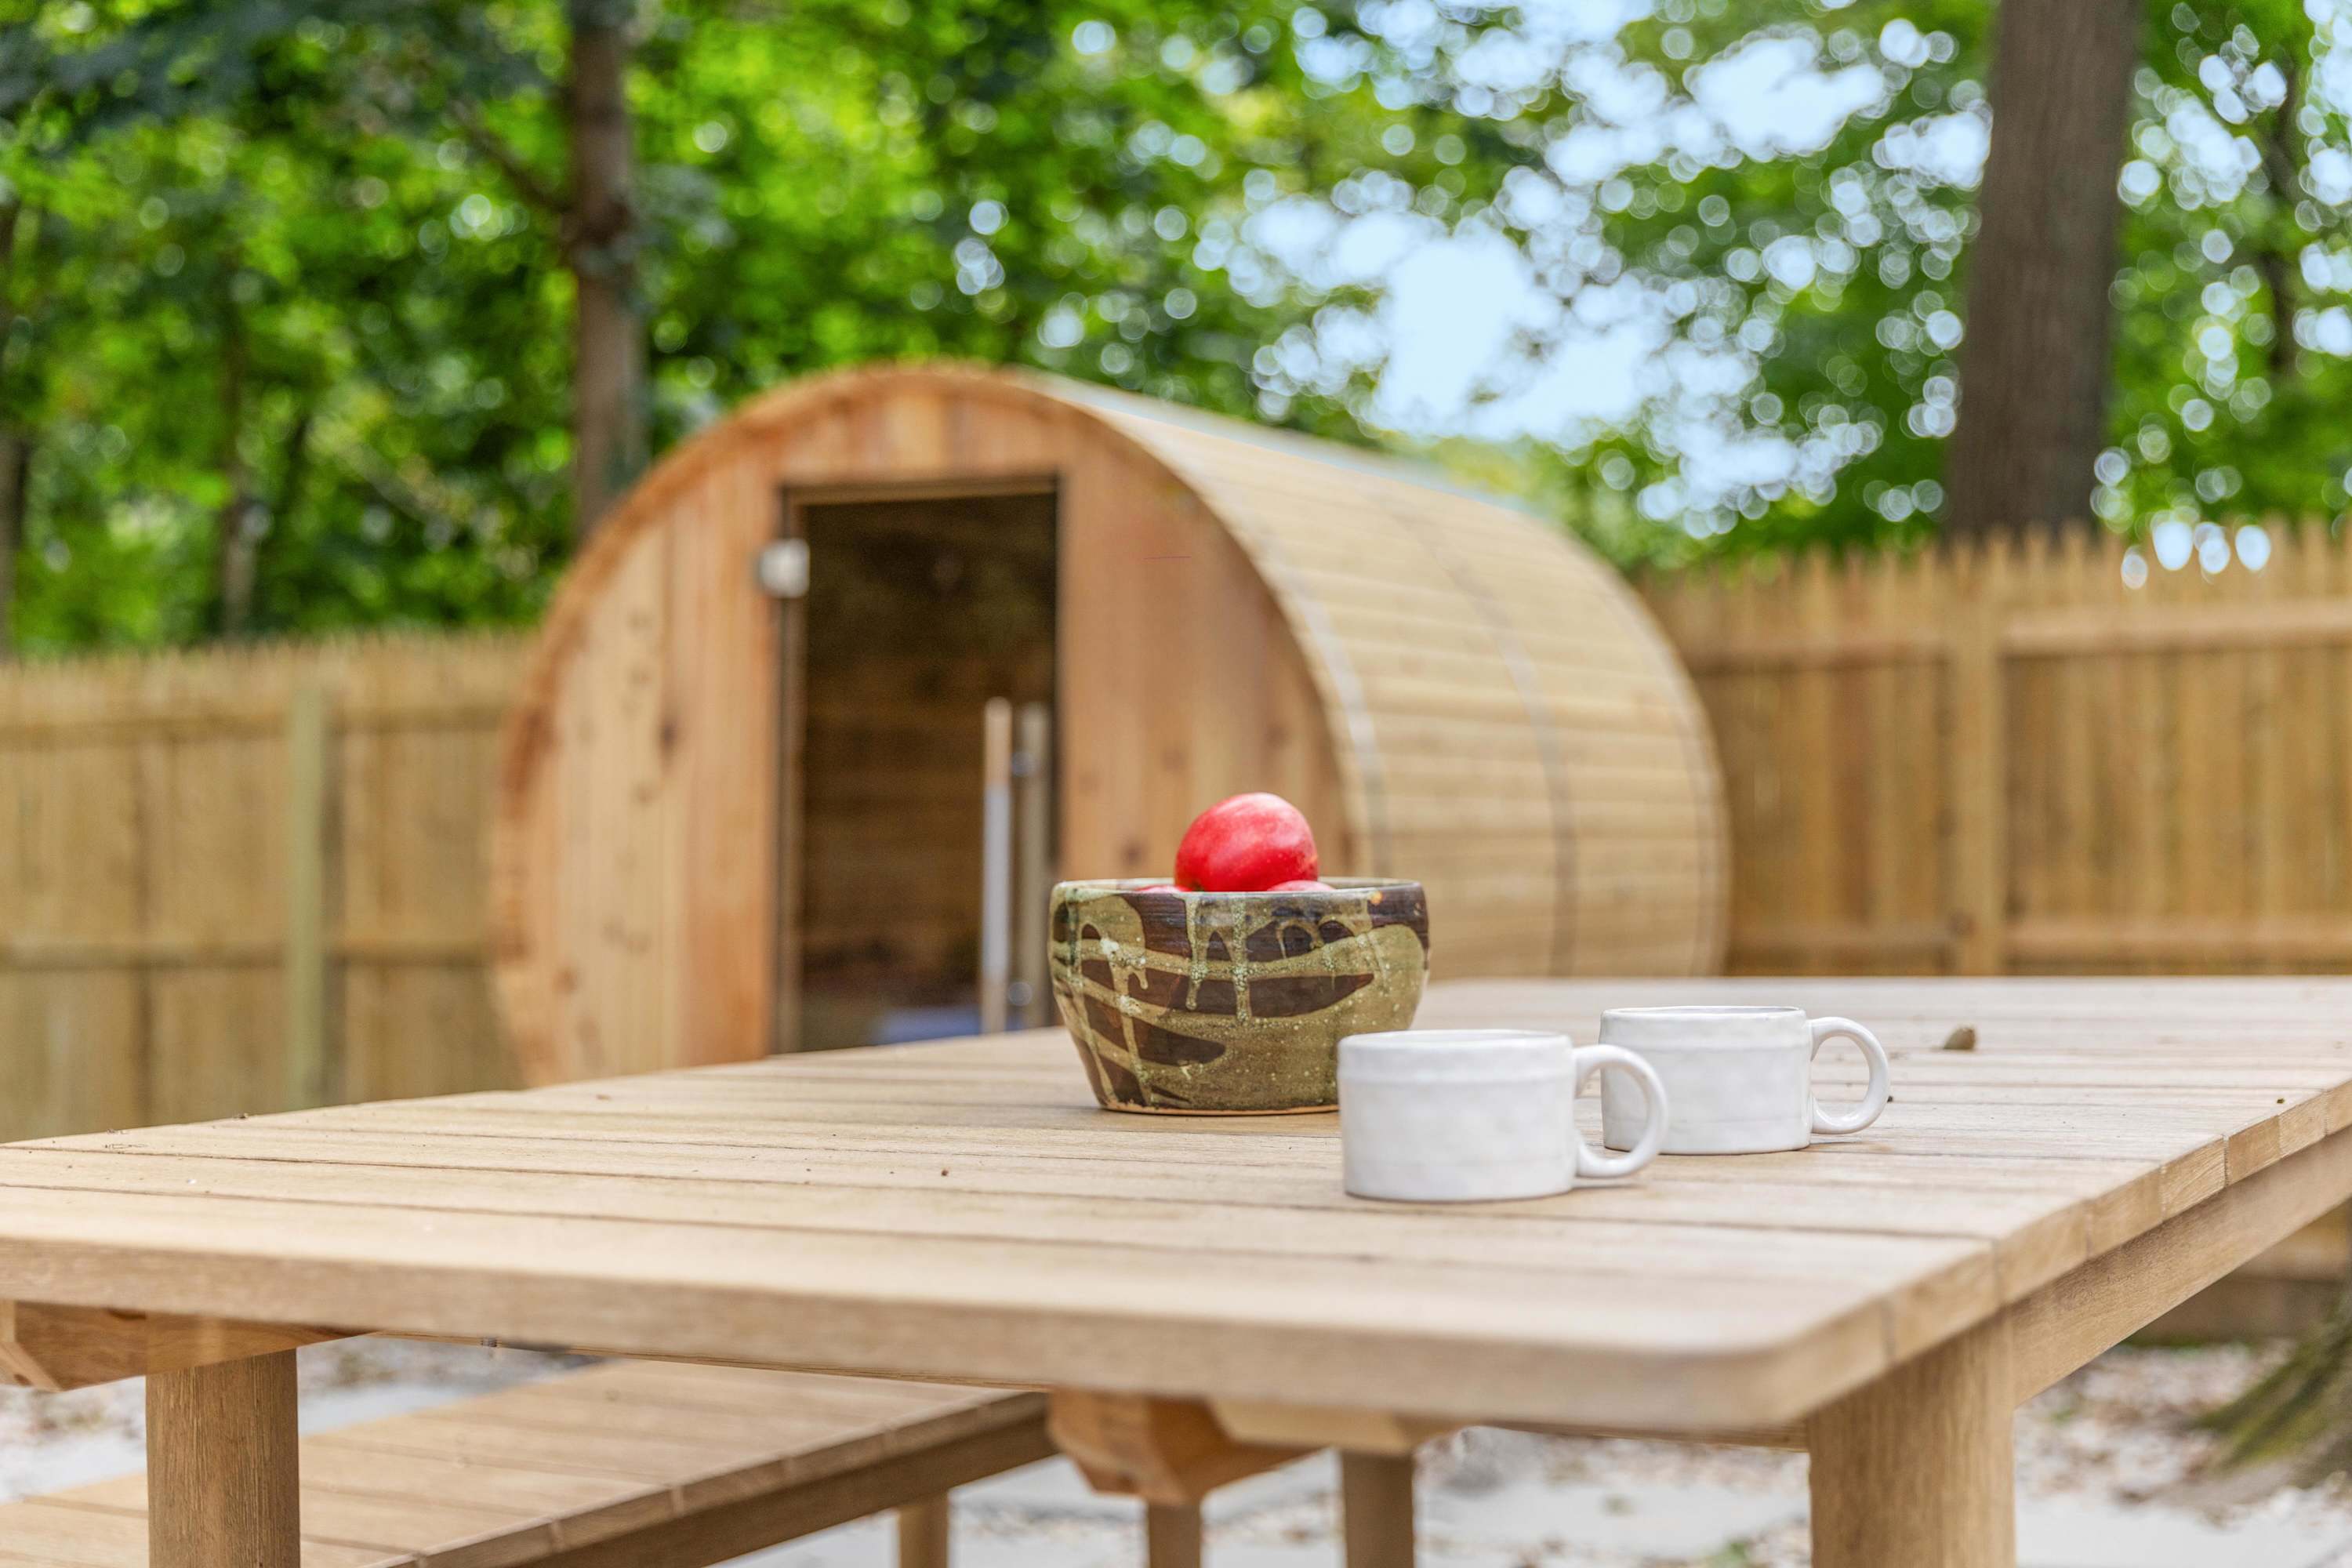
[[0, 977, 2346, 1432]]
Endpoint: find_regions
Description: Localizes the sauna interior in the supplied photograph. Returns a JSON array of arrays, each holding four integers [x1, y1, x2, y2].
[[791, 486, 1056, 1052]]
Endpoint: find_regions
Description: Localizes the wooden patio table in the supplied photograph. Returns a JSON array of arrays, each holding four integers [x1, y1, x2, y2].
[[2, 977, 2350, 1568]]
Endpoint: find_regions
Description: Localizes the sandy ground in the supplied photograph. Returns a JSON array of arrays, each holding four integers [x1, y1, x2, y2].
[[8, 1338, 2352, 1566]]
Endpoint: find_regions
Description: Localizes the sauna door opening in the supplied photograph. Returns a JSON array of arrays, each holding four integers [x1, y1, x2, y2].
[[779, 485, 1058, 1053]]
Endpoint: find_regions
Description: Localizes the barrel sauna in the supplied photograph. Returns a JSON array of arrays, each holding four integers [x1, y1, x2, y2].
[[493, 362, 1727, 1083]]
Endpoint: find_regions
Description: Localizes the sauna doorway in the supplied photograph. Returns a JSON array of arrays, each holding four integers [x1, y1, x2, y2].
[[778, 483, 1058, 1053]]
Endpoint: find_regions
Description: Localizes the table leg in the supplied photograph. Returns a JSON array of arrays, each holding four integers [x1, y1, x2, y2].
[[147, 1349, 300, 1568], [897, 1494, 951, 1568], [1145, 1501, 1203, 1568], [1808, 1319, 2016, 1568], [1341, 1450, 1416, 1568]]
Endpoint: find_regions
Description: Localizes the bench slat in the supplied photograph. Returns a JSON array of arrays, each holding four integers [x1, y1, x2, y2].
[[0, 1363, 1049, 1568]]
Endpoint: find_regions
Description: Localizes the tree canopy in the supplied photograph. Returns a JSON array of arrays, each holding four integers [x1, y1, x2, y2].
[[2, 0, 2349, 650]]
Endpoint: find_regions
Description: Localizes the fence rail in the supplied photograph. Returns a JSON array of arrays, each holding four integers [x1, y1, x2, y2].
[[0, 633, 528, 1142], [7, 524, 2349, 1141], [1642, 522, 2352, 975]]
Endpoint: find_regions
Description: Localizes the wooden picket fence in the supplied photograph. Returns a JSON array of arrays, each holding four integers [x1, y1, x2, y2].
[[9, 521, 2352, 1148], [1641, 521, 2352, 975], [0, 633, 528, 1142]]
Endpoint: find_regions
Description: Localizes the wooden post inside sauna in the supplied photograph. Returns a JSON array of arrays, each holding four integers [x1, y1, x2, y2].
[[492, 363, 1729, 1082]]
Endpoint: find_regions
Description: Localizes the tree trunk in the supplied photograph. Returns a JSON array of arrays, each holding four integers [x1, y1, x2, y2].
[[0, 434, 24, 657], [0, 195, 22, 655], [1944, 0, 2143, 537], [565, 0, 644, 538], [249, 407, 315, 633], [215, 288, 258, 637], [2255, 58, 2302, 379]]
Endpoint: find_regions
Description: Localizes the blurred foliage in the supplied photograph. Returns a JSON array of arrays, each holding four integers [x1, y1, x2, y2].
[[2102, 0, 2352, 548], [1261, 0, 2352, 564], [0, 0, 1414, 646], [1508, 0, 1995, 560], [3, 0, 2351, 648]]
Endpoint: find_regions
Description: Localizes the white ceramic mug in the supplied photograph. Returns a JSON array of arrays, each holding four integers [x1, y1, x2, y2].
[[1338, 1029, 1669, 1202], [1598, 1006, 1890, 1156]]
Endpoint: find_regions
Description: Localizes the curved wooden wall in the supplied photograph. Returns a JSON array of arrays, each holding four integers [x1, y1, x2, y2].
[[1056, 382, 1730, 978], [494, 364, 1725, 1083]]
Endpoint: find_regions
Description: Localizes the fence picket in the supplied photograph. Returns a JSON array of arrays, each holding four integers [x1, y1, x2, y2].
[[0, 634, 526, 1141], [1643, 525, 2352, 974]]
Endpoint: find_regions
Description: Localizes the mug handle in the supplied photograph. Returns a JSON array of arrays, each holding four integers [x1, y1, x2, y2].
[[1572, 1045, 1668, 1179], [1809, 1017, 1891, 1135]]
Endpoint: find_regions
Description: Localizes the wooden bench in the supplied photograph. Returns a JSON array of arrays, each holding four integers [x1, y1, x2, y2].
[[0, 1359, 1057, 1568]]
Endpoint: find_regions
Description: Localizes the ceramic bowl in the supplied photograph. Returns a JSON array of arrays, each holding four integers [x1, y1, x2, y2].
[[1048, 878, 1430, 1114]]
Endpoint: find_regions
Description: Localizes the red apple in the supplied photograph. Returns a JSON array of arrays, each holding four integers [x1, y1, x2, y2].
[[1174, 793, 1319, 892], [1131, 882, 1181, 894], [1269, 878, 1334, 892]]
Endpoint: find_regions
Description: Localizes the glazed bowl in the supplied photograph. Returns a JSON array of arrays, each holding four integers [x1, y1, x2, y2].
[[1048, 878, 1430, 1114]]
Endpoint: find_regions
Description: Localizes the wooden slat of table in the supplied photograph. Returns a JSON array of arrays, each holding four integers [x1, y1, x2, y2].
[[7, 1099, 2307, 1303], [288, 1094, 2307, 1164], [0, 978, 2345, 1434], [0, 1181, 1907, 1428], [126, 1073, 2336, 1185], [0, 1142, 2105, 1342], [0, 1145, 1998, 1282]]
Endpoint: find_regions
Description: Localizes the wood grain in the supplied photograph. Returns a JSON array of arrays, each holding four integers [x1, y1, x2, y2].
[[0, 978, 2343, 1437], [1339, 1452, 1417, 1568], [1145, 1504, 1204, 1568], [0, 1358, 1051, 1568], [0, 635, 523, 1145], [492, 364, 1730, 1080], [1048, 1392, 1306, 1504], [1808, 1318, 2014, 1568], [895, 1496, 950, 1568], [147, 1350, 301, 1568], [0, 1301, 342, 1392], [1646, 521, 2352, 978]]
